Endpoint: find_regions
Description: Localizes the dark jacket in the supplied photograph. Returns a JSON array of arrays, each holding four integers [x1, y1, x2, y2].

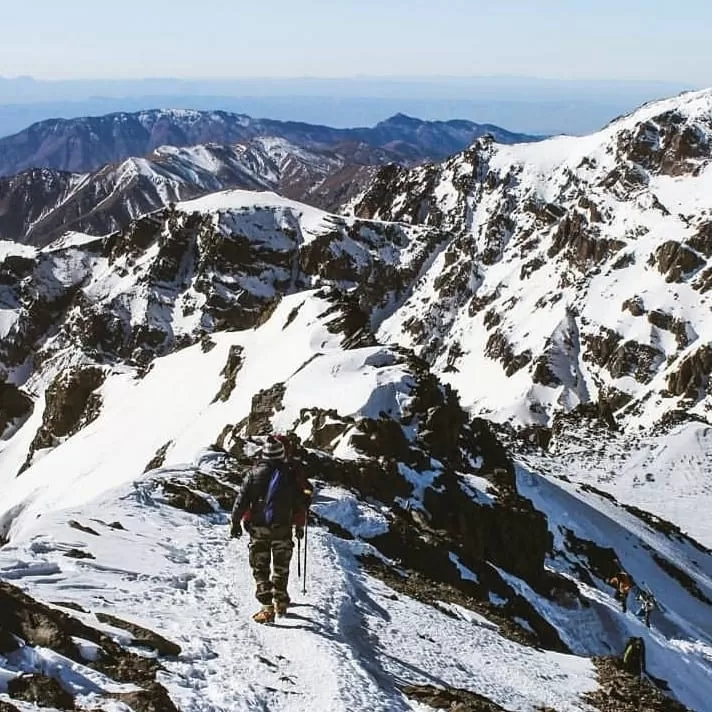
[[622, 637, 646, 676], [231, 461, 309, 529]]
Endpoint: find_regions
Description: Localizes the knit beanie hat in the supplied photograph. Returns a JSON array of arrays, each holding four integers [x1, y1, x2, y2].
[[262, 436, 286, 461]]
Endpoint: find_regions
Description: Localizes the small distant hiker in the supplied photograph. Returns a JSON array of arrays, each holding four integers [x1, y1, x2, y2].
[[636, 589, 656, 628], [621, 636, 646, 677], [230, 435, 311, 624], [607, 571, 633, 612]]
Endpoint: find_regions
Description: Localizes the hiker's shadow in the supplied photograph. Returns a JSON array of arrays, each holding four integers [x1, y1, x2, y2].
[[270, 609, 327, 633]]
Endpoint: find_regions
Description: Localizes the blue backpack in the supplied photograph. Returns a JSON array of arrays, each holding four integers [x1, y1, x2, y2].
[[263, 467, 288, 525]]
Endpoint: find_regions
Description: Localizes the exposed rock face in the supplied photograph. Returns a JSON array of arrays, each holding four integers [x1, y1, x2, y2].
[[212, 345, 245, 402], [22, 366, 105, 472], [7, 674, 75, 710], [666, 346, 712, 399], [584, 657, 689, 711], [651, 240, 705, 281], [401, 683, 508, 711], [349, 90, 712, 431], [243, 383, 287, 436], [0, 380, 33, 437], [0, 580, 179, 710]]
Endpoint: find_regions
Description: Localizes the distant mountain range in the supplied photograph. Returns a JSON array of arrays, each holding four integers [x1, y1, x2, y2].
[[0, 108, 540, 246], [0, 138, 381, 247], [0, 108, 539, 178]]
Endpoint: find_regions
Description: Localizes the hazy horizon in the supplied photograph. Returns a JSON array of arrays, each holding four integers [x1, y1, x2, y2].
[[0, 74, 700, 138]]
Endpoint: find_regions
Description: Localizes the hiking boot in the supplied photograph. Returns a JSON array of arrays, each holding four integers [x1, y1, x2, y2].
[[252, 605, 275, 624], [274, 601, 289, 617]]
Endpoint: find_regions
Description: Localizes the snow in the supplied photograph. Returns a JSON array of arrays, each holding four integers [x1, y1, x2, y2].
[[311, 486, 390, 539], [2, 88, 712, 711], [0, 464, 601, 712], [0, 241, 36, 260]]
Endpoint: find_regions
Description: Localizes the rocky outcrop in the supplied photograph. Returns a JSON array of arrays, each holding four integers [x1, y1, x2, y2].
[[242, 383, 286, 436], [7, 674, 75, 710], [0, 581, 178, 710], [0, 380, 33, 437], [212, 345, 245, 402], [650, 240, 705, 282], [666, 345, 712, 399], [485, 330, 532, 377], [400, 683, 508, 711], [584, 657, 688, 711], [22, 366, 105, 472]]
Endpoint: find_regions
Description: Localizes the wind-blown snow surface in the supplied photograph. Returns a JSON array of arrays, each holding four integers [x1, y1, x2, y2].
[[1, 291, 711, 710], [0, 467, 599, 712]]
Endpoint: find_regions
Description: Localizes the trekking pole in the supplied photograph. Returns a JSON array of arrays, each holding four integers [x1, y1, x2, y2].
[[302, 517, 308, 595], [297, 537, 301, 578]]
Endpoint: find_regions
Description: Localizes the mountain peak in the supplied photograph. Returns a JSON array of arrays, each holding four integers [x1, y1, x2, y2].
[[378, 113, 425, 128]]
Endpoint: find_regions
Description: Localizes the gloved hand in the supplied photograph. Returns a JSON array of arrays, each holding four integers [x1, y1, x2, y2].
[[230, 521, 243, 539], [294, 526, 304, 540]]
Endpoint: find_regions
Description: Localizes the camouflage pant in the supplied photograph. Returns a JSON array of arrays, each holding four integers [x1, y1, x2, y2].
[[248, 525, 294, 605]]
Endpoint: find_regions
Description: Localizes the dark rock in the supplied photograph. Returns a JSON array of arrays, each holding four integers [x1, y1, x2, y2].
[[621, 296, 645, 317], [647, 310, 689, 348], [0, 700, 21, 711], [0, 579, 171, 697], [562, 528, 620, 584], [115, 682, 180, 712], [7, 673, 75, 710], [68, 520, 101, 536], [212, 344, 244, 402], [64, 548, 95, 560], [401, 682, 508, 711], [485, 330, 532, 376], [318, 291, 377, 349], [192, 472, 237, 510], [608, 341, 663, 384], [687, 221, 712, 257], [666, 345, 712, 398], [548, 211, 624, 266], [22, 366, 105, 472], [651, 240, 704, 282], [298, 408, 352, 451], [584, 656, 688, 711], [95, 612, 181, 657], [693, 265, 712, 293], [243, 383, 286, 436], [0, 380, 33, 437], [160, 481, 214, 515], [520, 256, 545, 280], [144, 441, 172, 472]]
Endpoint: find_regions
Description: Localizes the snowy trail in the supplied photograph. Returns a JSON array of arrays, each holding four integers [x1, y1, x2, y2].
[[0, 489, 408, 712], [0, 469, 603, 712], [157, 521, 402, 712]]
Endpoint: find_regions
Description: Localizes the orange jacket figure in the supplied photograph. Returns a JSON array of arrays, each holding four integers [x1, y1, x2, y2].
[[608, 572, 632, 595]]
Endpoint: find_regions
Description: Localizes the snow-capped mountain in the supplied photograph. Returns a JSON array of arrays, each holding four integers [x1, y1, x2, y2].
[[0, 138, 383, 247], [0, 108, 539, 177], [352, 88, 712, 436], [1, 92, 712, 711]]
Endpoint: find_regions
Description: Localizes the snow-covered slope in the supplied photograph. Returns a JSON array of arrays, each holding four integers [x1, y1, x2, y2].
[[353, 88, 712, 435], [1, 290, 711, 710], [2, 91, 712, 710]]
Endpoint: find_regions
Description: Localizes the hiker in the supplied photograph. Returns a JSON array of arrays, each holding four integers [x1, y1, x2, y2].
[[607, 570, 633, 612], [621, 636, 646, 677], [230, 435, 310, 623], [636, 589, 656, 628]]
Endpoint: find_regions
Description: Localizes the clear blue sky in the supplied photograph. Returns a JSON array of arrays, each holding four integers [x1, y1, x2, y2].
[[3, 0, 711, 84]]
